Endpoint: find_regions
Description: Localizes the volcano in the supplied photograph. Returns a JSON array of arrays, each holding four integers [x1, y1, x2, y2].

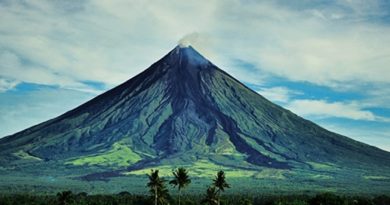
[[0, 45, 389, 194]]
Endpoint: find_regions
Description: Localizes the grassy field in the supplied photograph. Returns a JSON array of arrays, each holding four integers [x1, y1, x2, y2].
[[0, 173, 389, 196]]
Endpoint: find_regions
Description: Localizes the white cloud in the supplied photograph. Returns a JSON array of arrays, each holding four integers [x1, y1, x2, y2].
[[0, 78, 19, 92], [256, 87, 299, 103], [0, 50, 101, 94], [179, 33, 201, 48], [256, 86, 390, 122], [0, 0, 389, 91], [256, 86, 389, 122], [0, 0, 218, 91], [361, 86, 390, 109], [286, 99, 378, 121], [212, 1, 390, 88]]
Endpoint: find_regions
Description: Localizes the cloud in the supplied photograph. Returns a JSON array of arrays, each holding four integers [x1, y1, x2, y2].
[[178, 32, 201, 48], [0, 50, 102, 94], [256, 85, 389, 122], [256, 87, 299, 103], [1, 0, 389, 91], [286, 99, 378, 121], [0, 0, 213, 91], [0, 78, 19, 92], [361, 86, 390, 109], [177, 32, 217, 60], [212, 0, 390, 89]]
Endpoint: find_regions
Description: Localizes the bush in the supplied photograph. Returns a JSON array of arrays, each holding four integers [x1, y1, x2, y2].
[[373, 195, 390, 205], [310, 193, 344, 205]]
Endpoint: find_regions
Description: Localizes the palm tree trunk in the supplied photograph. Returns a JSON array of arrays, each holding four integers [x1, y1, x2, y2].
[[155, 187, 158, 205], [179, 189, 181, 205], [217, 190, 220, 205]]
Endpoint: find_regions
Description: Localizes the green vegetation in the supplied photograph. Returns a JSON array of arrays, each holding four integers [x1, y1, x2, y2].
[[56, 191, 73, 205], [201, 186, 218, 205], [12, 150, 42, 161], [125, 160, 267, 178], [1, 169, 389, 195], [147, 170, 170, 205], [170, 168, 191, 205], [0, 192, 389, 205], [66, 142, 141, 167], [144, 168, 230, 205], [363, 175, 389, 180], [307, 162, 337, 170], [212, 170, 230, 205]]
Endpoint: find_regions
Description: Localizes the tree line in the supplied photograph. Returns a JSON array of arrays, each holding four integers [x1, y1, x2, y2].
[[1, 191, 389, 205]]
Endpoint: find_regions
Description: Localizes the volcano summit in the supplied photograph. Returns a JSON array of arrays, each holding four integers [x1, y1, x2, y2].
[[0, 46, 389, 193]]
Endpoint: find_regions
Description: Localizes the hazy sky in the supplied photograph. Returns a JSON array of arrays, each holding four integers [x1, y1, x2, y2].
[[0, 0, 390, 151]]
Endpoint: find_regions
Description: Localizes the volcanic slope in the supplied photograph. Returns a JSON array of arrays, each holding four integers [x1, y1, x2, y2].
[[0, 46, 389, 189]]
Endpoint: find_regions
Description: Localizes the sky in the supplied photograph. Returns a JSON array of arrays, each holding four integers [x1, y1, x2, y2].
[[0, 0, 390, 151]]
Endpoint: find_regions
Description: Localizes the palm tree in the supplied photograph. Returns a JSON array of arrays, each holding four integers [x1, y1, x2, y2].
[[201, 186, 218, 205], [147, 169, 167, 205], [156, 185, 171, 205], [212, 170, 230, 205], [169, 167, 191, 205]]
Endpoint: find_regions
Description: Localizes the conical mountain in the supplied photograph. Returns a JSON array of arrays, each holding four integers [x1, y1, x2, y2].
[[0, 45, 389, 193]]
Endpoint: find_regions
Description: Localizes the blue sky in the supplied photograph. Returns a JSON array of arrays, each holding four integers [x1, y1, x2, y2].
[[0, 0, 389, 151]]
